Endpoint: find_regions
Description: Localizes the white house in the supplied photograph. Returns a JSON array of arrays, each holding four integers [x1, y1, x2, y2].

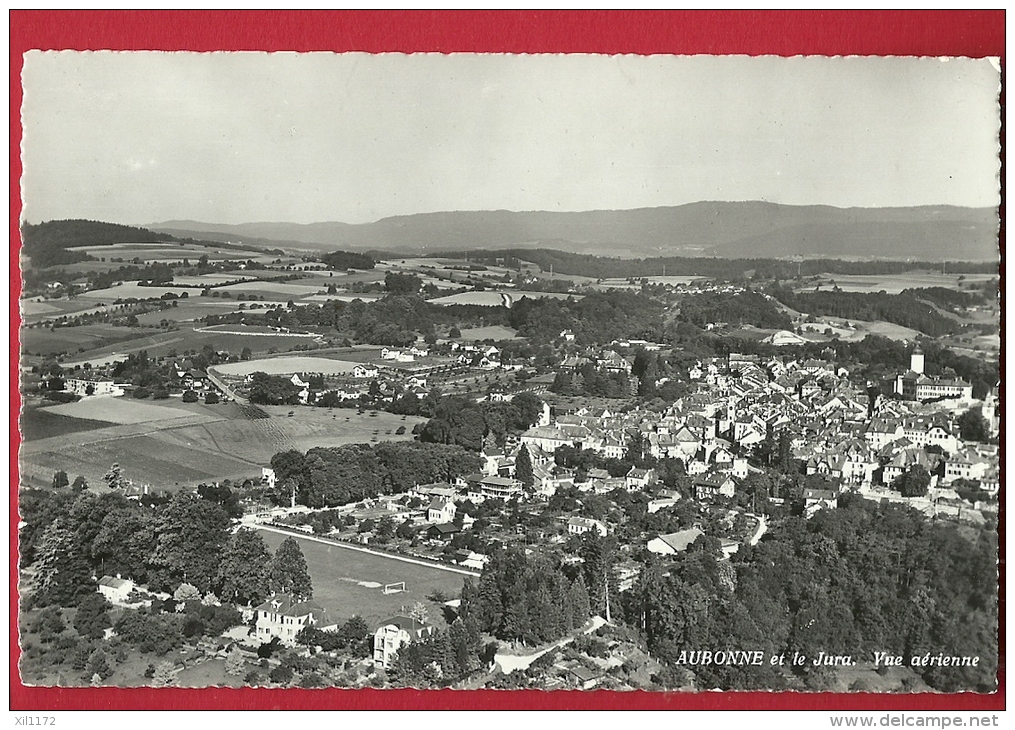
[[647, 528, 704, 556], [65, 379, 123, 397], [426, 496, 457, 524], [97, 575, 134, 603], [353, 364, 379, 378], [373, 616, 437, 668], [566, 516, 608, 537], [255, 593, 333, 646]]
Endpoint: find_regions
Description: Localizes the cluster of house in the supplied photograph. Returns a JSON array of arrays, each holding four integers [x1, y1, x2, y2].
[[238, 591, 443, 670], [519, 349, 998, 506], [241, 343, 513, 406]]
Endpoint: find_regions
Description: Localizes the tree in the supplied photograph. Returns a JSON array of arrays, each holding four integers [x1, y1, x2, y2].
[[148, 493, 231, 593], [182, 390, 199, 403], [173, 582, 201, 603], [217, 529, 273, 606], [409, 601, 430, 625], [27, 518, 94, 607], [449, 327, 462, 339], [270, 537, 313, 600], [151, 660, 177, 687], [52, 470, 69, 489], [103, 463, 125, 491], [224, 647, 246, 676], [73, 593, 111, 640], [384, 272, 421, 295], [514, 446, 534, 489], [71, 475, 88, 492], [204, 391, 220, 405], [896, 464, 932, 498], [957, 409, 989, 443]]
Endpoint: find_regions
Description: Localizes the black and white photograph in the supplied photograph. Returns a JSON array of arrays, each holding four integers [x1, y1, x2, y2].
[[16, 49, 1001, 695]]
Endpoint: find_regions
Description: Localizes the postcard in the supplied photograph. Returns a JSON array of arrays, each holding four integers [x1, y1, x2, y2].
[[12, 11, 1003, 713]]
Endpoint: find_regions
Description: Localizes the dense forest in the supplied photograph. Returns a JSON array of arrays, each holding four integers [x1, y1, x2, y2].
[[678, 291, 793, 330], [623, 495, 998, 692], [320, 250, 375, 270]]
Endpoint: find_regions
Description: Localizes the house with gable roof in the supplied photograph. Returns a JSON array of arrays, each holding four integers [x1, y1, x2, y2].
[[255, 593, 334, 646], [373, 616, 437, 668]]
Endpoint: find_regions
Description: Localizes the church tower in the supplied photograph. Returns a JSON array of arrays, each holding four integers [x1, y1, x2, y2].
[[910, 346, 925, 375]]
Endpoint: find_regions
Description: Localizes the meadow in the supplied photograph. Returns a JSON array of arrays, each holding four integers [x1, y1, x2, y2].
[[258, 529, 469, 629]]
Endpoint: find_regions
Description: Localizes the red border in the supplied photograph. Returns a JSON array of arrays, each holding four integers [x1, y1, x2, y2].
[[10, 10, 1005, 712]]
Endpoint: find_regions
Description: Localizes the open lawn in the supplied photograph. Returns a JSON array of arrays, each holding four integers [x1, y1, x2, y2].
[[258, 529, 468, 629]]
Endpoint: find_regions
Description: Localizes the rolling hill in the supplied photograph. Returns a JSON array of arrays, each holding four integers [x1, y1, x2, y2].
[[150, 202, 1000, 261]]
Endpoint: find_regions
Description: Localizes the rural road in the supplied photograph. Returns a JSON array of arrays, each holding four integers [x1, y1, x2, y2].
[[495, 616, 608, 674], [205, 367, 247, 404], [748, 513, 767, 546], [252, 523, 481, 578]]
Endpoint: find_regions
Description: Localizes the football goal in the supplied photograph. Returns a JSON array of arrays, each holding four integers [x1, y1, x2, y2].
[[383, 582, 406, 595]]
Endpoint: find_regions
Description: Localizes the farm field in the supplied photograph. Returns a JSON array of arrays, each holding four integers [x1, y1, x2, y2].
[[21, 323, 145, 356], [159, 406, 422, 464], [67, 243, 272, 264], [808, 272, 997, 294], [171, 274, 255, 286], [52, 327, 321, 367], [76, 283, 196, 301], [258, 529, 468, 629], [213, 355, 360, 377], [20, 430, 260, 491], [39, 396, 207, 425], [457, 325, 519, 341], [19, 407, 115, 442], [134, 300, 249, 324], [430, 290, 579, 307], [20, 398, 424, 490], [218, 280, 328, 298]]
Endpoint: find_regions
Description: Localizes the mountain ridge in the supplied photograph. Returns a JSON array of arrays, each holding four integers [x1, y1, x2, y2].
[[147, 201, 1000, 261]]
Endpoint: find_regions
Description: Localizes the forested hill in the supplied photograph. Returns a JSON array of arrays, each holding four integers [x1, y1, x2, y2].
[[151, 202, 999, 261], [20, 219, 238, 268]]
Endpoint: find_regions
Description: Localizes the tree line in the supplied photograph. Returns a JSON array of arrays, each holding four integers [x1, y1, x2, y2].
[[20, 487, 312, 607], [269, 441, 483, 508]]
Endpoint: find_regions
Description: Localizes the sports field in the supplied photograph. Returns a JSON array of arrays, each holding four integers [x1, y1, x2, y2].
[[258, 528, 470, 629]]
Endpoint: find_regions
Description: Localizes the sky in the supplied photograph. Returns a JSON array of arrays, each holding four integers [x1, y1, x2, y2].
[[20, 52, 1001, 226]]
